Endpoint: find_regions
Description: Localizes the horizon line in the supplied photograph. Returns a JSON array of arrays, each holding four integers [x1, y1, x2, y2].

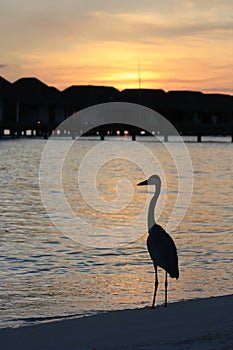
[[0, 75, 232, 96]]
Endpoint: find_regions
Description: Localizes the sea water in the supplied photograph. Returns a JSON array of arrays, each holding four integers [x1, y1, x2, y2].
[[0, 137, 232, 328]]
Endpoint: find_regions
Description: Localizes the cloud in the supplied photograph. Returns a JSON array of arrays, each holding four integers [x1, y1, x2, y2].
[[1, 2, 232, 48], [62, 11, 233, 44], [0, 0, 232, 94], [0, 64, 20, 70]]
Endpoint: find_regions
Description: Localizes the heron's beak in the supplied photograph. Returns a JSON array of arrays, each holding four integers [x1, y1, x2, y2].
[[137, 179, 148, 186]]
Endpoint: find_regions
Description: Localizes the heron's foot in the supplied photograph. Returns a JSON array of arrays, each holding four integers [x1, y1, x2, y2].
[[151, 305, 155, 309], [164, 303, 167, 308]]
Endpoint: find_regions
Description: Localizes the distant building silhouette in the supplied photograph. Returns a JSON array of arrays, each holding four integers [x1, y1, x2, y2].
[[0, 76, 233, 138]]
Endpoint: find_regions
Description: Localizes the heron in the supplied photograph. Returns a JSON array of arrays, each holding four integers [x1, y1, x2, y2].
[[137, 175, 179, 308]]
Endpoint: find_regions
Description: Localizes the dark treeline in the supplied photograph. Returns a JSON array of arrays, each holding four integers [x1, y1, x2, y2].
[[0, 76, 233, 138]]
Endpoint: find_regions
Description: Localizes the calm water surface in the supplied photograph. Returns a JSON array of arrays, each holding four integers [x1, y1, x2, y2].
[[0, 137, 232, 328]]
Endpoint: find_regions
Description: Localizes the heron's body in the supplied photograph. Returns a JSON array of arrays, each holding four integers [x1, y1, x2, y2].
[[147, 224, 179, 279], [137, 175, 179, 308]]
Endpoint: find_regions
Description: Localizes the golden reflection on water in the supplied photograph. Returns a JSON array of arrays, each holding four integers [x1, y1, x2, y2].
[[62, 140, 180, 232]]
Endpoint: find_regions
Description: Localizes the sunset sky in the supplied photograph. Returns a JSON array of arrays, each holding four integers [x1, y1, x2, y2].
[[0, 0, 232, 93]]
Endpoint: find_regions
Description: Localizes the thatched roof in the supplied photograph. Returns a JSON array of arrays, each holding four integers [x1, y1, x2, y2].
[[12, 77, 59, 104]]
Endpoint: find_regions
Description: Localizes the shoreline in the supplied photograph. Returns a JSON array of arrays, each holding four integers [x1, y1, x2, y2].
[[1, 294, 233, 350]]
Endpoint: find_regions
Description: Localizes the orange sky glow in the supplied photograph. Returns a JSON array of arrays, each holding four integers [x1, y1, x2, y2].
[[0, 0, 232, 94]]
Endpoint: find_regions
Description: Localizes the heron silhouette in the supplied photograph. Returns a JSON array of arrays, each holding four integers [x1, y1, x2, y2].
[[137, 175, 179, 308]]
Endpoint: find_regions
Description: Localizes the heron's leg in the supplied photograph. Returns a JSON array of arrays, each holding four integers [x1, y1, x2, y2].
[[164, 271, 168, 308], [151, 265, 158, 309]]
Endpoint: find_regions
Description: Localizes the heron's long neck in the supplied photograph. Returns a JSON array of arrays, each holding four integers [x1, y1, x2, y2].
[[148, 184, 161, 231]]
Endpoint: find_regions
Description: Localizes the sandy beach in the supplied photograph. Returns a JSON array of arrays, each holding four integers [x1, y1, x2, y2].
[[1, 294, 232, 350]]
